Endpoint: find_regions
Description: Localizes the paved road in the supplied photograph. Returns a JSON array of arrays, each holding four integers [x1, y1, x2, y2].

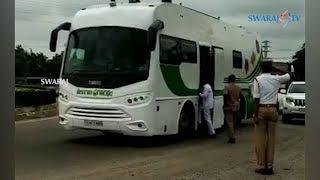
[[16, 117, 304, 180]]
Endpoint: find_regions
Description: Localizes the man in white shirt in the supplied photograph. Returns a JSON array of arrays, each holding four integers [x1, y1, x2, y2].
[[252, 61, 293, 175], [199, 81, 216, 138]]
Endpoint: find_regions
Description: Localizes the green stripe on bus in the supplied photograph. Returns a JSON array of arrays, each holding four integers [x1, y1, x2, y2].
[[160, 64, 198, 96], [160, 51, 262, 96], [242, 89, 254, 117], [214, 90, 224, 96], [224, 52, 263, 83], [216, 88, 254, 117]]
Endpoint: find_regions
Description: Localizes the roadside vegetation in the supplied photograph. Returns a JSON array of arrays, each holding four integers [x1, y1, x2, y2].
[[15, 45, 62, 107]]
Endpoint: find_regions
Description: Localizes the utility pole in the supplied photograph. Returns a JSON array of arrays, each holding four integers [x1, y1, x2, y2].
[[262, 40, 271, 60]]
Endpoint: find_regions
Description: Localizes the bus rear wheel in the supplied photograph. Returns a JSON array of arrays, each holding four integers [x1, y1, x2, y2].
[[178, 106, 195, 137]]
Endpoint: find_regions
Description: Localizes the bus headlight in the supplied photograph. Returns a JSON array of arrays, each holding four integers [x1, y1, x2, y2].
[[59, 92, 68, 102], [125, 93, 152, 106]]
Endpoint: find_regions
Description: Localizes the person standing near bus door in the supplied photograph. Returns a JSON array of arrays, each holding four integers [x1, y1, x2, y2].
[[252, 61, 293, 175], [223, 74, 242, 144], [199, 81, 216, 138]]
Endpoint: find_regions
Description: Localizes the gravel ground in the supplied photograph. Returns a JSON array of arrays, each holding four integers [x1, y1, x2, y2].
[[15, 117, 304, 180]]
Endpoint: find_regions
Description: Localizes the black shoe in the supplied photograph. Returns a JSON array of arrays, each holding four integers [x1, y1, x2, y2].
[[255, 168, 267, 175], [254, 168, 274, 175], [228, 138, 236, 144], [265, 168, 274, 175]]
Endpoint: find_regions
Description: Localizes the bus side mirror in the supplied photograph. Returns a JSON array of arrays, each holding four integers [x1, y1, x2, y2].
[[50, 22, 71, 52], [147, 20, 164, 51]]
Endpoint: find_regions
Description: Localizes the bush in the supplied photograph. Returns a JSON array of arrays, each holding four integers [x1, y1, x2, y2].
[[15, 87, 57, 107]]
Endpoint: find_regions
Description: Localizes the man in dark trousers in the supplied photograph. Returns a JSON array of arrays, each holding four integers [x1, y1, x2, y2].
[[252, 61, 293, 175], [223, 74, 242, 144]]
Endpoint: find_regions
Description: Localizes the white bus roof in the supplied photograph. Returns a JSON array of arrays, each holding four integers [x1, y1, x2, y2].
[[71, 2, 257, 36]]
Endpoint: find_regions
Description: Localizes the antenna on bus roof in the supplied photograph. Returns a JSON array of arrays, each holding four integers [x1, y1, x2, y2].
[[162, 0, 172, 2]]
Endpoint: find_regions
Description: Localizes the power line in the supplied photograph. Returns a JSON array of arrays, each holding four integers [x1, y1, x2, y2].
[[262, 40, 271, 59]]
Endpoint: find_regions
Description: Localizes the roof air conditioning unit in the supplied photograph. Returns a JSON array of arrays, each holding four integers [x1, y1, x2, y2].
[[129, 0, 140, 3]]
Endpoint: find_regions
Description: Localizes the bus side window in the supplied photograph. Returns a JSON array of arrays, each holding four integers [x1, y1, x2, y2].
[[159, 35, 179, 65], [180, 39, 197, 64], [233, 50, 243, 69]]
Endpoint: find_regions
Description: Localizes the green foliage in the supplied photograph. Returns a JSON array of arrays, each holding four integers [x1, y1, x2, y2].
[[15, 45, 63, 78], [15, 46, 62, 107], [15, 87, 57, 107]]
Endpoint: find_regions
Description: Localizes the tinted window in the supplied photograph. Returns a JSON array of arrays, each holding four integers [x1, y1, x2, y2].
[[233, 50, 242, 69], [288, 84, 305, 93], [180, 39, 197, 63], [160, 35, 179, 65]]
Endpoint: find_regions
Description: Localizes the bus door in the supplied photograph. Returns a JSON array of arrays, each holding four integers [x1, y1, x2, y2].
[[199, 45, 215, 133], [199, 45, 214, 88]]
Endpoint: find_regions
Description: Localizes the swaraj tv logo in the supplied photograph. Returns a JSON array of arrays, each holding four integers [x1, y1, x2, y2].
[[248, 10, 301, 27], [41, 78, 69, 86]]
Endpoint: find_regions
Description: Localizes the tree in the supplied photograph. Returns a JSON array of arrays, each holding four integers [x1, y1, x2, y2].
[[46, 52, 63, 78], [15, 45, 30, 77], [15, 45, 63, 78]]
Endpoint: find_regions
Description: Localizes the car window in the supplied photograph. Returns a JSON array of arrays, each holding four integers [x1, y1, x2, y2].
[[288, 84, 305, 93]]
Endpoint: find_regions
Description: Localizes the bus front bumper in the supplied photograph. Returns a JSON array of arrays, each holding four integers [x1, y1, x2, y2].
[[59, 117, 152, 136], [59, 102, 154, 136]]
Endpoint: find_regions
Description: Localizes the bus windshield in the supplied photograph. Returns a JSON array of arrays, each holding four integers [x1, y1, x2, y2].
[[62, 26, 150, 89]]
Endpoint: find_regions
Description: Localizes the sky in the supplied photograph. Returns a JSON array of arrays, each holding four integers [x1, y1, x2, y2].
[[15, 0, 305, 58]]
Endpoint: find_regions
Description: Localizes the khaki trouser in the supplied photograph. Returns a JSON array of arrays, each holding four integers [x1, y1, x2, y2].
[[255, 106, 278, 169], [225, 110, 238, 139]]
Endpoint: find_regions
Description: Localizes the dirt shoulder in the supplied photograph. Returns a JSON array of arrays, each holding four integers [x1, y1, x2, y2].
[[15, 103, 58, 121]]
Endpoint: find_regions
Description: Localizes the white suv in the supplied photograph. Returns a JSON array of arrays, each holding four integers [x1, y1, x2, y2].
[[277, 83, 289, 114], [282, 82, 305, 123]]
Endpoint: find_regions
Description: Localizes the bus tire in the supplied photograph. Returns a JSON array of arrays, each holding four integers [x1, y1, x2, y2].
[[178, 103, 195, 137]]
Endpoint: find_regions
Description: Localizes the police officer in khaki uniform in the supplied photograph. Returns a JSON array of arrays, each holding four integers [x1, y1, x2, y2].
[[252, 61, 293, 175], [223, 74, 242, 144]]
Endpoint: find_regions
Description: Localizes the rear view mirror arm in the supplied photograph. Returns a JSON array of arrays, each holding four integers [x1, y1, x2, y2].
[[49, 22, 71, 52], [147, 20, 164, 51]]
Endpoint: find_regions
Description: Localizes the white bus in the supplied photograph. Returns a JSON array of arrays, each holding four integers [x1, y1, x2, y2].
[[50, 1, 262, 136]]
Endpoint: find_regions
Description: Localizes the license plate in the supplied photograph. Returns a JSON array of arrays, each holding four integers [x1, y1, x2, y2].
[[300, 108, 305, 112], [84, 120, 103, 127]]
